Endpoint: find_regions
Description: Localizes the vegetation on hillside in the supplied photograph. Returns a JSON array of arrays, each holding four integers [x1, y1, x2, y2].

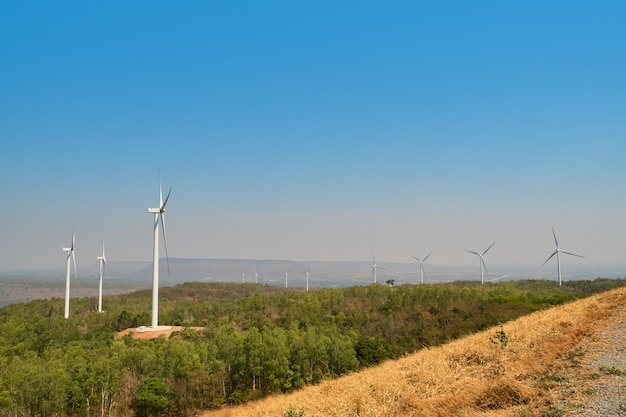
[[203, 285, 626, 417], [0, 278, 623, 417]]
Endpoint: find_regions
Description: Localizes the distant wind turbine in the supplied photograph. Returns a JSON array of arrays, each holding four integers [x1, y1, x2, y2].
[[410, 252, 432, 284], [96, 231, 107, 313], [371, 253, 385, 284], [465, 242, 495, 284], [306, 267, 310, 292], [242, 273, 246, 283], [285, 272, 288, 288], [147, 174, 172, 328], [62, 231, 77, 319], [542, 227, 584, 286], [255, 272, 259, 284]]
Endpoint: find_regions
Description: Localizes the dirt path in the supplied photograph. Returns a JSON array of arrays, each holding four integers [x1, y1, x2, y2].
[[551, 302, 626, 416]]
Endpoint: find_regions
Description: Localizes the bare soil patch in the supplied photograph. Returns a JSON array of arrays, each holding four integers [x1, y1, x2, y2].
[[115, 325, 204, 340]]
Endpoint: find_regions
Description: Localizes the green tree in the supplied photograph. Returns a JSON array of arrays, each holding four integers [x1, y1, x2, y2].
[[355, 336, 393, 367], [133, 377, 169, 417]]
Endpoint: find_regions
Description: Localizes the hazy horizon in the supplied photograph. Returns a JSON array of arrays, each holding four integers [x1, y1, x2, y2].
[[1, 3, 625, 273]]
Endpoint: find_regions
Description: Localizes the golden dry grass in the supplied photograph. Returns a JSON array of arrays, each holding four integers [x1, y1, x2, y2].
[[200, 286, 626, 417]]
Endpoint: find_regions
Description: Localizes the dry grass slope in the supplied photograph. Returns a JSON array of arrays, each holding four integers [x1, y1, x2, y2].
[[201, 286, 626, 417]]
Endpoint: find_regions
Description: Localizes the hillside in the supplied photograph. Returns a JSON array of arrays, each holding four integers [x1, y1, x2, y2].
[[201, 286, 626, 417], [0, 279, 624, 417]]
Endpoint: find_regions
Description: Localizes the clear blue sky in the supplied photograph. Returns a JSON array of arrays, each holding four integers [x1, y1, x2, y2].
[[1, 1, 625, 276]]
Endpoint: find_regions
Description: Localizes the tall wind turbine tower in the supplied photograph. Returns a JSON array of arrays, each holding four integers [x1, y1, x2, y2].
[[147, 176, 172, 328], [96, 234, 107, 313], [410, 252, 432, 284], [465, 242, 495, 284], [542, 227, 584, 286], [285, 272, 288, 288], [62, 232, 77, 319]]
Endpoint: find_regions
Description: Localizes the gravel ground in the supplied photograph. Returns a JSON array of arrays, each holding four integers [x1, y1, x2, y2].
[[553, 305, 626, 416]]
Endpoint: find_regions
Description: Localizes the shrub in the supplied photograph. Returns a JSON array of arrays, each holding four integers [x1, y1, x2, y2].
[[284, 406, 306, 417]]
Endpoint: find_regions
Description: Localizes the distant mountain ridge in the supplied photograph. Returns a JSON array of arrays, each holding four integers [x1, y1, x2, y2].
[[132, 257, 597, 288], [134, 258, 369, 287], [126, 257, 625, 288]]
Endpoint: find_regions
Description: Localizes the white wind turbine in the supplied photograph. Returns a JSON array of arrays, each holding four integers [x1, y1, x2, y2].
[[542, 227, 584, 286], [465, 242, 495, 284], [147, 175, 172, 328], [284, 272, 289, 288], [96, 233, 108, 313], [306, 268, 311, 292], [371, 253, 385, 284], [410, 252, 432, 284], [62, 232, 77, 319], [255, 272, 259, 284]]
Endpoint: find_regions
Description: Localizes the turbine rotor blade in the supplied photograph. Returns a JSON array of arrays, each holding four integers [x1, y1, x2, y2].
[[481, 258, 488, 276], [482, 241, 496, 255], [161, 187, 172, 211], [552, 227, 559, 248], [465, 249, 479, 256], [542, 251, 557, 266], [561, 250, 584, 258], [158, 169, 163, 206], [410, 255, 421, 262], [71, 250, 77, 279], [160, 212, 170, 275], [423, 252, 432, 262]]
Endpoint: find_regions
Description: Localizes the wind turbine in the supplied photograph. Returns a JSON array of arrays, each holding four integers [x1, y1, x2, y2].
[[255, 272, 259, 284], [242, 273, 246, 283], [284, 272, 288, 288], [305, 267, 310, 292], [62, 232, 77, 319], [465, 242, 495, 284], [371, 253, 385, 284], [147, 175, 172, 328], [542, 227, 584, 286], [96, 232, 107, 313], [410, 252, 432, 284]]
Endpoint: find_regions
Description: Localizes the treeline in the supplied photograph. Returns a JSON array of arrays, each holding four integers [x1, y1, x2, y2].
[[0, 278, 624, 417]]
